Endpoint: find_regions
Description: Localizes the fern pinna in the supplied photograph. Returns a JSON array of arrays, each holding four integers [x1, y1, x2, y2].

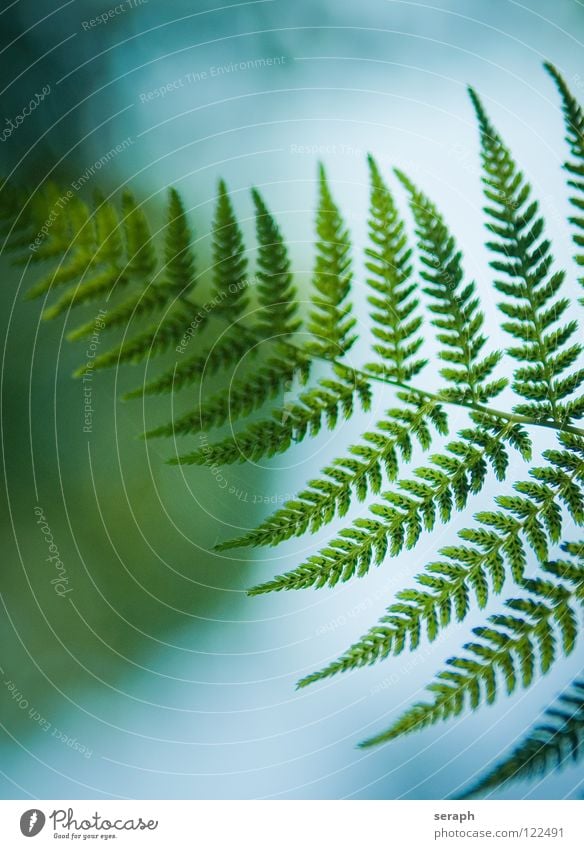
[[1, 62, 583, 797]]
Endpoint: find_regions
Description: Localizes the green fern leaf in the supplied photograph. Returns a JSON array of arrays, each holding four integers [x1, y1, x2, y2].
[[163, 187, 195, 292], [220, 395, 448, 552], [252, 188, 300, 336], [24, 197, 95, 301], [545, 63, 584, 300], [73, 188, 199, 375], [4, 65, 584, 789], [297, 437, 582, 687], [255, 416, 531, 598], [460, 669, 584, 797], [366, 155, 426, 381], [470, 87, 583, 425], [67, 188, 191, 341], [120, 190, 157, 279], [395, 169, 505, 405], [169, 367, 371, 466], [358, 554, 584, 748], [144, 352, 310, 437], [211, 179, 248, 320], [122, 327, 259, 399], [307, 164, 356, 358]]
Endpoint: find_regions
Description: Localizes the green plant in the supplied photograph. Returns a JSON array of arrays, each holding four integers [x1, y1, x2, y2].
[[2, 62, 583, 797], [459, 546, 584, 798]]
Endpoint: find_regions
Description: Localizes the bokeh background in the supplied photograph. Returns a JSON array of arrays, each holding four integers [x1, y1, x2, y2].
[[1, 0, 583, 799]]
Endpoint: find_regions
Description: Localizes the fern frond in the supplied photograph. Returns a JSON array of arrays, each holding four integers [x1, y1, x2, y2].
[[26, 247, 93, 304], [359, 553, 584, 748], [470, 88, 583, 425], [219, 394, 448, 551], [24, 182, 77, 261], [144, 351, 310, 437], [297, 437, 583, 687], [365, 155, 426, 381], [73, 303, 194, 377], [307, 164, 356, 358], [92, 193, 124, 265], [461, 673, 584, 797], [73, 189, 199, 375], [211, 179, 248, 320], [67, 189, 190, 341], [395, 170, 505, 405], [163, 187, 196, 292], [67, 281, 174, 342], [24, 197, 95, 300], [42, 266, 123, 320], [3, 65, 584, 791], [31, 195, 127, 320], [256, 415, 531, 598], [120, 190, 291, 399], [544, 63, 584, 300], [252, 188, 300, 336], [121, 190, 157, 279], [122, 327, 258, 399], [169, 366, 372, 466]]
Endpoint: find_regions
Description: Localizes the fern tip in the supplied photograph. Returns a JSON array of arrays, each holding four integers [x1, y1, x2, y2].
[[213, 540, 234, 552], [393, 167, 412, 190]]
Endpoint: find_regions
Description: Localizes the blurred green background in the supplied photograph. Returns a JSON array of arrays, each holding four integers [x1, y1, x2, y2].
[[1, 0, 584, 799]]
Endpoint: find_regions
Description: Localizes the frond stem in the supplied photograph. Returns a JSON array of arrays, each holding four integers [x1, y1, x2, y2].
[[332, 361, 584, 438]]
